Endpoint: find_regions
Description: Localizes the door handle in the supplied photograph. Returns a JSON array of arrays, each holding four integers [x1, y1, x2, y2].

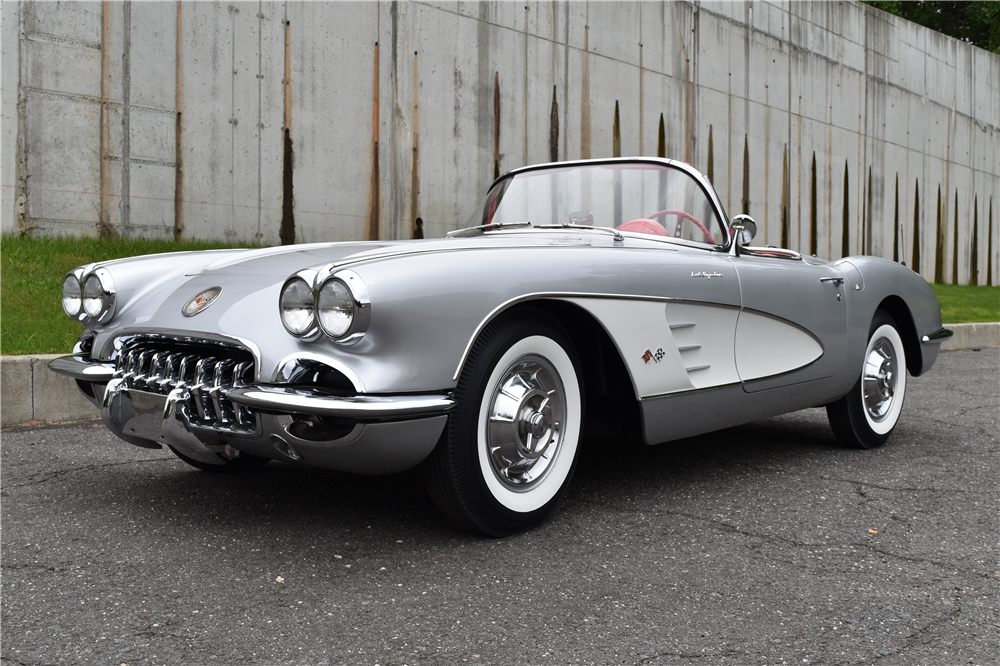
[[819, 277, 845, 286]]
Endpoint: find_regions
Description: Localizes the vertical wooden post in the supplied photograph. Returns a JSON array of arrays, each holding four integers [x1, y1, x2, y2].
[[99, 0, 112, 236], [174, 0, 184, 240], [411, 51, 420, 228], [366, 42, 381, 241]]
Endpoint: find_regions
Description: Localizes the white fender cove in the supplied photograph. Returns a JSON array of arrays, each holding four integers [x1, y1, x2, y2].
[[735, 310, 823, 381]]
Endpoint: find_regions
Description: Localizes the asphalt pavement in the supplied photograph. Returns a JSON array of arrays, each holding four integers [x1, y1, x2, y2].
[[2, 349, 997, 666]]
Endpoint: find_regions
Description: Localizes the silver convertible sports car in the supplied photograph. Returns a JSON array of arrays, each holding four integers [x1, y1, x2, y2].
[[52, 157, 952, 536]]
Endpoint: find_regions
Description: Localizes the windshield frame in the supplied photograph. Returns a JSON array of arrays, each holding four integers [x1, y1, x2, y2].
[[474, 157, 733, 251]]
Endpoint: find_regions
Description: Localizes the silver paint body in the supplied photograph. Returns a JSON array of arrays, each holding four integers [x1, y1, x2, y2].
[[56, 158, 946, 473]]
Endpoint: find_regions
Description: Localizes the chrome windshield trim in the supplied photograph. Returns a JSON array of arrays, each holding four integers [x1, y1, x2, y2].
[[227, 386, 454, 421], [921, 327, 954, 344], [48, 354, 117, 382], [493, 157, 733, 249], [533, 224, 625, 242], [446, 221, 532, 237]]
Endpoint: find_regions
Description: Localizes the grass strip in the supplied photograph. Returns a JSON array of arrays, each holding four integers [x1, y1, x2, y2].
[[1, 235, 267, 356], [930, 283, 1000, 325]]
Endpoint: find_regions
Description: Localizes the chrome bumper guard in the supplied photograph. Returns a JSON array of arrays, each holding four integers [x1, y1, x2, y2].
[[226, 385, 454, 420], [921, 327, 954, 344], [51, 350, 454, 474], [48, 354, 117, 382]]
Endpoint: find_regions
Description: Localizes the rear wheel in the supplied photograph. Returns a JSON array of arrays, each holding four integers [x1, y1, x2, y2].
[[168, 445, 271, 473], [423, 309, 583, 536], [827, 310, 907, 449]]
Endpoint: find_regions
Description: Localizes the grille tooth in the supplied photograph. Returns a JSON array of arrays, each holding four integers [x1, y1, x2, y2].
[[134, 351, 151, 390], [161, 353, 179, 388], [192, 357, 216, 422], [149, 352, 165, 386], [177, 354, 195, 386], [115, 339, 256, 434], [211, 359, 235, 424]]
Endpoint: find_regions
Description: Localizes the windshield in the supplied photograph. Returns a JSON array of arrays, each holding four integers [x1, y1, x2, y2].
[[464, 162, 728, 245]]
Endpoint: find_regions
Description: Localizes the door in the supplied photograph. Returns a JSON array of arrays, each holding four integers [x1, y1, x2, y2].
[[731, 255, 848, 392]]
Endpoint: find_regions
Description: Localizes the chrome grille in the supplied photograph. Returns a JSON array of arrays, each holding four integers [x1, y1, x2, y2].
[[116, 338, 257, 433]]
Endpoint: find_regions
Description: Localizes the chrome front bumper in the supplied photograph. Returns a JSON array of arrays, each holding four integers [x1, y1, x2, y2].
[[921, 327, 954, 344], [49, 354, 453, 474]]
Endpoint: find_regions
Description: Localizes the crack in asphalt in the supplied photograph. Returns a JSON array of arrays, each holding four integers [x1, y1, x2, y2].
[[637, 648, 748, 662], [870, 606, 963, 664], [2, 457, 173, 490], [750, 468, 987, 495], [0, 563, 67, 572], [571, 500, 993, 582]]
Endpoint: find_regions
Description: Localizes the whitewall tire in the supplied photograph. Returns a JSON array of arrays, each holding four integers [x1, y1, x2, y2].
[[827, 311, 907, 449], [423, 308, 583, 536]]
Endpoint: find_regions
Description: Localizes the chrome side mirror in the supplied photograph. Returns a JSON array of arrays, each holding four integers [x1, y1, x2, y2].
[[731, 215, 757, 245]]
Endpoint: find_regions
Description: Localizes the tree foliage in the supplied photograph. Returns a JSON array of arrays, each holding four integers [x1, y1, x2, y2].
[[864, 1, 1000, 54]]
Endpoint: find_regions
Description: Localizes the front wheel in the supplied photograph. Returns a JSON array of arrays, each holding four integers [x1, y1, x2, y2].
[[423, 309, 583, 536], [827, 310, 907, 449]]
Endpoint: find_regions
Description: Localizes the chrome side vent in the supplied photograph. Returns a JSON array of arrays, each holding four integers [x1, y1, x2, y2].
[[670, 323, 711, 374], [116, 338, 256, 434]]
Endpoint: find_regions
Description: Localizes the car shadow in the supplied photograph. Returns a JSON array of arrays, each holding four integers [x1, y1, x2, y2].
[[83, 408, 844, 548]]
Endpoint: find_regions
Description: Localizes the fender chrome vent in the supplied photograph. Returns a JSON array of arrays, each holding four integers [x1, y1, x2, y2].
[[115, 337, 257, 433]]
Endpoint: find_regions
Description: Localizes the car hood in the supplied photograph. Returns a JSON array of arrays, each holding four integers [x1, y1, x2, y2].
[[191, 233, 603, 277], [88, 233, 606, 360]]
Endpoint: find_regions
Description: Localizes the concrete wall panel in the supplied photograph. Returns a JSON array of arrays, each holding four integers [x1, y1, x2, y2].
[[129, 2, 175, 112], [127, 163, 174, 237], [177, 1, 233, 240], [130, 110, 174, 162], [292, 2, 378, 243], [24, 37, 100, 98], [586, 2, 640, 68], [25, 95, 100, 232], [25, 1, 101, 44]]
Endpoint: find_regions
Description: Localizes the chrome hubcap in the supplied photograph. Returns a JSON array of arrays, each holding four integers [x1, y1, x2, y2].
[[486, 354, 565, 489], [862, 338, 897, 422]]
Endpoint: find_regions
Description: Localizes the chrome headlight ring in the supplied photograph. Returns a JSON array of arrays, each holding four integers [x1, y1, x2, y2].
[[61, 267, 86, 321], [279, 269, 320, 339], [314, 267, 371, 345], [81, 267, 116, 324]]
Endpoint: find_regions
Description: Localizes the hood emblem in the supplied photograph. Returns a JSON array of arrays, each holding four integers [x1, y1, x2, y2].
[[182, 287, 222, 317]]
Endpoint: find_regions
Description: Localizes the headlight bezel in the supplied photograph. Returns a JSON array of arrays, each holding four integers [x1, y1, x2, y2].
[[81, 267, 116, 323], [279, 271, 319, 338], [314, 267, 371, 345], [61, 268, 85, 320]]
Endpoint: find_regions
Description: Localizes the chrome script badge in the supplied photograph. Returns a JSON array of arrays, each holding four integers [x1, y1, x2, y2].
[[182, 287, 222, 317]]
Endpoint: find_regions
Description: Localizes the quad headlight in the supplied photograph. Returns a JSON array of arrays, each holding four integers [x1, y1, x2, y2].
[[279, 268, 370, 344], [82, 268, 116, 322], [61, 271, 84, 318], [317, 279, 355, 338], [62, 267, 115, 323], [316, 270, 370, 343], [279, 276, 316, 336]]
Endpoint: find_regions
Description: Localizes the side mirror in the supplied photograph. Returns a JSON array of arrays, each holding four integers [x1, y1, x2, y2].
[[731, 215, 757, 245]]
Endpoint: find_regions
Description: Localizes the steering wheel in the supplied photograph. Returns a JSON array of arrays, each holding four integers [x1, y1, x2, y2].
[[647, 209, 715, 244]]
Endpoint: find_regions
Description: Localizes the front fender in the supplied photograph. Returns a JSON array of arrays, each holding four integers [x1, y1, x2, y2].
[[841, 257, 944, 377]]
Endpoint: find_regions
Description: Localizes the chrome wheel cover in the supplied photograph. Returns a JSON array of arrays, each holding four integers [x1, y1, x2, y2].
[[862, 337, 897, 422], [485, 354, 566, 490]]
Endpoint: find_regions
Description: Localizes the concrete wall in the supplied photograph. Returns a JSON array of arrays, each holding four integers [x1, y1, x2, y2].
[[2, 1, 998, 284]]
